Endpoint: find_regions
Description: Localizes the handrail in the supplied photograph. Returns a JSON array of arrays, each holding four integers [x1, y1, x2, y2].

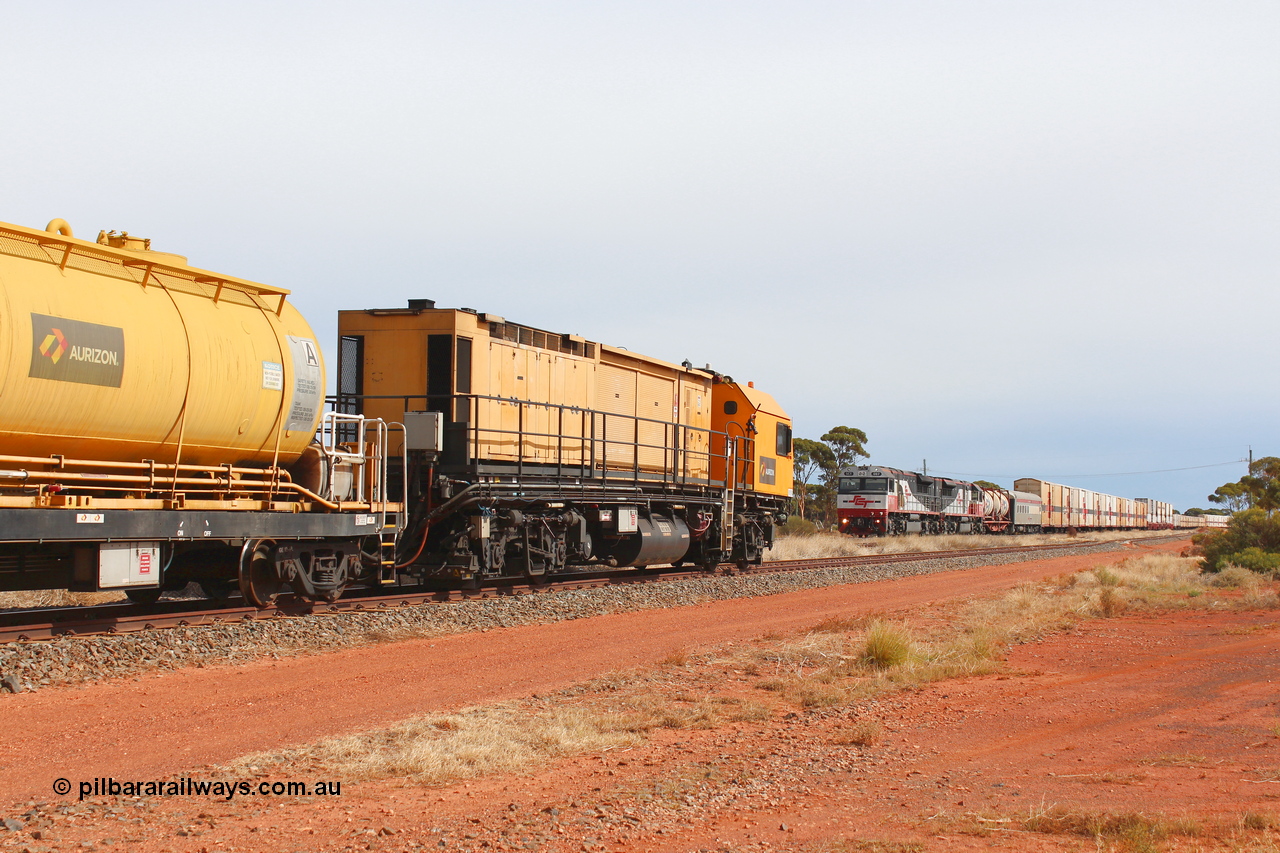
[[0, 220, 291, 303], [329, 391, 761, 492]]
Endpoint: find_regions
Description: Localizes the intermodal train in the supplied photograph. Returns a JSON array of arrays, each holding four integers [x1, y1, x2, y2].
[[835, 463, 1220, 536], [0, 218, 793, 606]]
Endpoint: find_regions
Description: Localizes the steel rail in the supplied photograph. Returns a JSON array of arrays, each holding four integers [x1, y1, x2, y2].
[[0, 534, 1187, 643]]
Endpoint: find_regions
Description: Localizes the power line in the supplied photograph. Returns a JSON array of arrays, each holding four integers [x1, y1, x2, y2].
[[930, 459, 1246, 480]]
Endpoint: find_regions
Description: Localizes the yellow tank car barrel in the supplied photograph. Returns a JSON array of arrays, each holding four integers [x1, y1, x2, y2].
[[0, 219, 324, 469]]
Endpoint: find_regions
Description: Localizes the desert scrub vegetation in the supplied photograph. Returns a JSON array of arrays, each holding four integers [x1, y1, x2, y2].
[[1019, 805, 1204, 849], [747, 552, 1278, 713], [225, 702, 648, 784]]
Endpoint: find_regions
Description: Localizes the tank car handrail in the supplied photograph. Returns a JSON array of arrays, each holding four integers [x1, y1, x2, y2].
[[0, 220, 292, 302], [0, 460, 342, 509]]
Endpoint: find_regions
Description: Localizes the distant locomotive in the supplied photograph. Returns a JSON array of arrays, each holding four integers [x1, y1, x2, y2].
[[837, 464, 1187, 536], [0, 217, 793, 606]]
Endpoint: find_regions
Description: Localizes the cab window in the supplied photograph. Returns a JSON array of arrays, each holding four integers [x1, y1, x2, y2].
[[775, 422, 792, 455]]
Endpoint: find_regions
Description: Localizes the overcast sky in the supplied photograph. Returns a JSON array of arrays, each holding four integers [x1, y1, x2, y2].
[[3, 1, 1274, 510]]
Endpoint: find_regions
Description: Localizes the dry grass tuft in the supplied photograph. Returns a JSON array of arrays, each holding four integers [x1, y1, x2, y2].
[[1097, 586, 1127, 618], [1142, 753, 1207, 767], [862, 620, 914, 669], [834, 719, 883, 747], [1210, 565, 1261, 589], [1094, 566, 1121, 587], [616, 695, 720, 730], [228, 703, 644, 784], [660, 648, 691, 667], [0, 589, 125, 609], [1241, 812, 1278, 830], [1243, 587, 1280, 609], [820, 841, 926, 853], [720, 698, 771, 722], [1021, 806, 1196, 850], [810, 615, 865, 634]]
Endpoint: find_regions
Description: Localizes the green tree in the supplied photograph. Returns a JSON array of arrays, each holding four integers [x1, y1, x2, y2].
[[792, 438, 834, 521], [973, 480, 1002, 492], [1208, 482, 1251, 513], [820, 426, 869, 472], [1209, 457, 1280, 514]]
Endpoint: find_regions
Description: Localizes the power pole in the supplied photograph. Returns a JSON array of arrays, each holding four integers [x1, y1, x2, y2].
[[1249, 446, 1254, 509]]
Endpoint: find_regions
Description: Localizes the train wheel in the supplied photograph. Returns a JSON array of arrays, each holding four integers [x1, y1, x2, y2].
[[239, 539, 283, 608]]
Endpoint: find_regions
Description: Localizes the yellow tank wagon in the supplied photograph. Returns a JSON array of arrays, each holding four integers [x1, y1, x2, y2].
[[0, 218, 401, 605], [0, 219, 323, 471]]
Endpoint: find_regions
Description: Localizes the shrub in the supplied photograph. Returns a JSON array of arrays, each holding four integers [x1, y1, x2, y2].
[[1198, 509, 1280, 572], [778, 516, 819, 536], [1098, 587, 1127, 617], [1094, 567, 1121, 587], [1222, 547, 1280, 575]]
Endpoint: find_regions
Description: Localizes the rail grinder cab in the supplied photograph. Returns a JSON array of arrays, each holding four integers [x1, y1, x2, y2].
[[709, 380, 793, 503], [336, 302, 794, 578]]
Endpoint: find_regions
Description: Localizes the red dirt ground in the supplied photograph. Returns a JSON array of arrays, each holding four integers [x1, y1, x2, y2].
[[4, 537, 1280, 852]]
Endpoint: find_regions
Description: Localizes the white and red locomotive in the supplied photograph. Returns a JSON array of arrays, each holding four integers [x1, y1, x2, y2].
[[836, 464, 1192, 536], [836, 465, 992, 536]]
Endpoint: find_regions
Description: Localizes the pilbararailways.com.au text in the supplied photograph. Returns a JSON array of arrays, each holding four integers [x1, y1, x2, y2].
[[54, 777, 342, 801]]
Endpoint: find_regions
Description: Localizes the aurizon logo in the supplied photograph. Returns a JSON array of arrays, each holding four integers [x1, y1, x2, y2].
[[40, 330, 121, 366], [39, 328, 68, 363]]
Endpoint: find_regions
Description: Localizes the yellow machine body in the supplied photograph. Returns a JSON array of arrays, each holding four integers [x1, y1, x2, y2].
[[339, 306, 730, 480], [710, 381, 794, 499], [0, 220, 325, 469]]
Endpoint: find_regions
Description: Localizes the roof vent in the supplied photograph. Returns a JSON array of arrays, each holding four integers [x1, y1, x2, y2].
[[407, 299, 436, 310]]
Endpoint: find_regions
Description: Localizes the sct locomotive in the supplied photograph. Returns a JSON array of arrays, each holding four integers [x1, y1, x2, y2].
[[0, 217, 793, 605], [837, 463, 1193, 536]]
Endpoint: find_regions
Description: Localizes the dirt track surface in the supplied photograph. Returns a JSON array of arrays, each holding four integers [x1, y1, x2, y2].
[[3, 537, 1280, 852]]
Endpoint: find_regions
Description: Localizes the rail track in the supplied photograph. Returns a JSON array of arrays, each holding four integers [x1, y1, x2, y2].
[[0, 535, 1187, 643]]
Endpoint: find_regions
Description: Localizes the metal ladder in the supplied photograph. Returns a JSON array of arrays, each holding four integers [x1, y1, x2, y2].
[[320, 412, 404, 586], [720, 441, 736, 555], [378, 523, 397, 584]]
